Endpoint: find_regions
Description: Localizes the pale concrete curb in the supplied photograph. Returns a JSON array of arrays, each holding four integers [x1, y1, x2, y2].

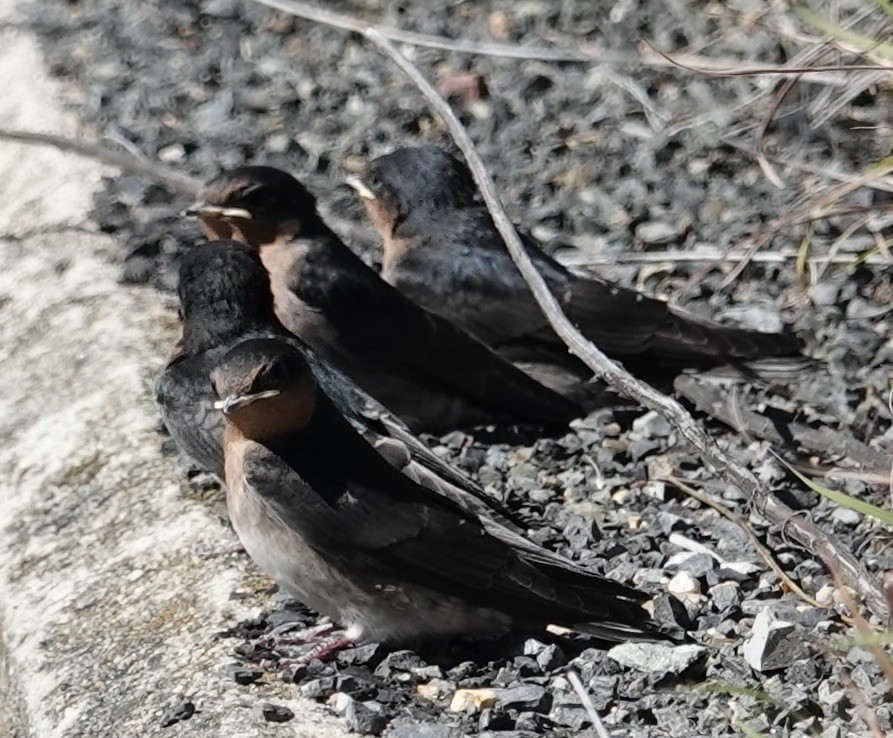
[[0, 2, 350, 736]]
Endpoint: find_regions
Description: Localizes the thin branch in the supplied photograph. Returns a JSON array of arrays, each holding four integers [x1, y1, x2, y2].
[[252, 0, 893, 83], [665, 475, 824, 609], [0, 128, 201, 196], [560, 250, 892, 268], [252, 0, 595, 62], [360, 27, 890, 623]]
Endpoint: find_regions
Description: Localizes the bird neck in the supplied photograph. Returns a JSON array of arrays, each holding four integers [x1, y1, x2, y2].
[[182, 304, 283, 354], [225, 384, 318, 443], [263, 395, 398, 488]]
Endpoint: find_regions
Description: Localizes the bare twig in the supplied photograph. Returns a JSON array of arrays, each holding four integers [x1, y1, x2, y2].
[[252, 0, 596, 62], [0, 128, 201, 196], [359, 26, 890, 622], [252, 0, 893, 87], [560, 247, 892, 268], [567, 671, 612, 738], [666, 476, 824, 609]]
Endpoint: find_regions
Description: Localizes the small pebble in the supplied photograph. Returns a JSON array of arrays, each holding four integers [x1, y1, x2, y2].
[[668, 571, 702, 596], [742, 608, 806, 671], [160, 701, 195, 728], [449, 688, 496, 713], [261, 704, 294, 724]]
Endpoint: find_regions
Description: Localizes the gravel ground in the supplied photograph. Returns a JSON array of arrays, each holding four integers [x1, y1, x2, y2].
[[21, 0, 893, 735]]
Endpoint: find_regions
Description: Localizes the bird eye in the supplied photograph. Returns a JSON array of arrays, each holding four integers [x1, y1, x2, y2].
[[258, 356, 288, 387], [239, 184, 268, 207]]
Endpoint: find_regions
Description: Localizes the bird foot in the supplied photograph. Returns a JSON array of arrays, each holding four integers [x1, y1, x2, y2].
[[262, 621, 336, 648], [257, 622, 353, 670], [267, 633, 357, 669]]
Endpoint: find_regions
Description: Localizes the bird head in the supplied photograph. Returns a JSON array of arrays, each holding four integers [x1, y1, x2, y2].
[[346, 146, 479, 238], [212, 338, 318, 440], [185, 166, 320, 249], [176, 240, 280, 351]]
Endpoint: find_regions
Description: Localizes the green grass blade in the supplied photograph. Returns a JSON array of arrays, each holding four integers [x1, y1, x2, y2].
[[874, 0, 893, 20], [777, 454, 893, 527], [795, 8, 893, 60]]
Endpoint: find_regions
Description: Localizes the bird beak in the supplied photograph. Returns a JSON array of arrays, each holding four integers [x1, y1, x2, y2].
[[344, 176, 376, 201], [214, 389, 281, 412], [182, 203, 254, 219]]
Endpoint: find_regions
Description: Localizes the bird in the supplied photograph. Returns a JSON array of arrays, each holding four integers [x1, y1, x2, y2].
[[156, 239, 532, 533], [211, 335, 668, 654], [155, 239, 282, 479], [347, 145, 808, 396], [184, 165, 584, 434]]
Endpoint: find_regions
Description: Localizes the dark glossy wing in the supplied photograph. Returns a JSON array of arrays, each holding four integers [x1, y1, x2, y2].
[[242, 440, 651, 629], [156, 352, 226, 479], [390, 212, 802, 368], [301, 344, 528, 532], [295, 233, 582, 427], [556, 275, 803, 364]]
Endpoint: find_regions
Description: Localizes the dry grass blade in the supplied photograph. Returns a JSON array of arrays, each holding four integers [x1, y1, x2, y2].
[[561, 247, 892, 267], [665, 476, 824, 609], [838, 666, 886, 738], [567, 671, 611, 738], [353, 24, 890, 622], [795, 8, 893, 61], [712, 156, 893, 291], [640, 39, 892, 75]]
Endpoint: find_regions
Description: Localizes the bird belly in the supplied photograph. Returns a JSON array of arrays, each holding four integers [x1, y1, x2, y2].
[[226, 468, 511, 643], [226, 473, 355, 620]]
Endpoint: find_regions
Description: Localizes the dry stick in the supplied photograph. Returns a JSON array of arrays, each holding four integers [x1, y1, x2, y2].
[[665, 476, 824, 609], [360, 28, 890, 623], [0, 128, 201, 196], [252, 0, 594, 62], [253, 0, 893, 79], [560, 250, 892, 268], [0, 128, 372, 245]]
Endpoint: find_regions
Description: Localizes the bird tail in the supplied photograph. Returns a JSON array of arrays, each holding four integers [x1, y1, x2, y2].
[[573, 619, 684, 644], [690, 355, 817, 383]]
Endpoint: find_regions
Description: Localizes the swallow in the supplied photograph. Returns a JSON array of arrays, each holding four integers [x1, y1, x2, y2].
[[185, 166, 585, 434], [155, 239, 282, 479], [156, 239, 530, 533], [211, 335, 668, 650], [348, 146, 808, 392]]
